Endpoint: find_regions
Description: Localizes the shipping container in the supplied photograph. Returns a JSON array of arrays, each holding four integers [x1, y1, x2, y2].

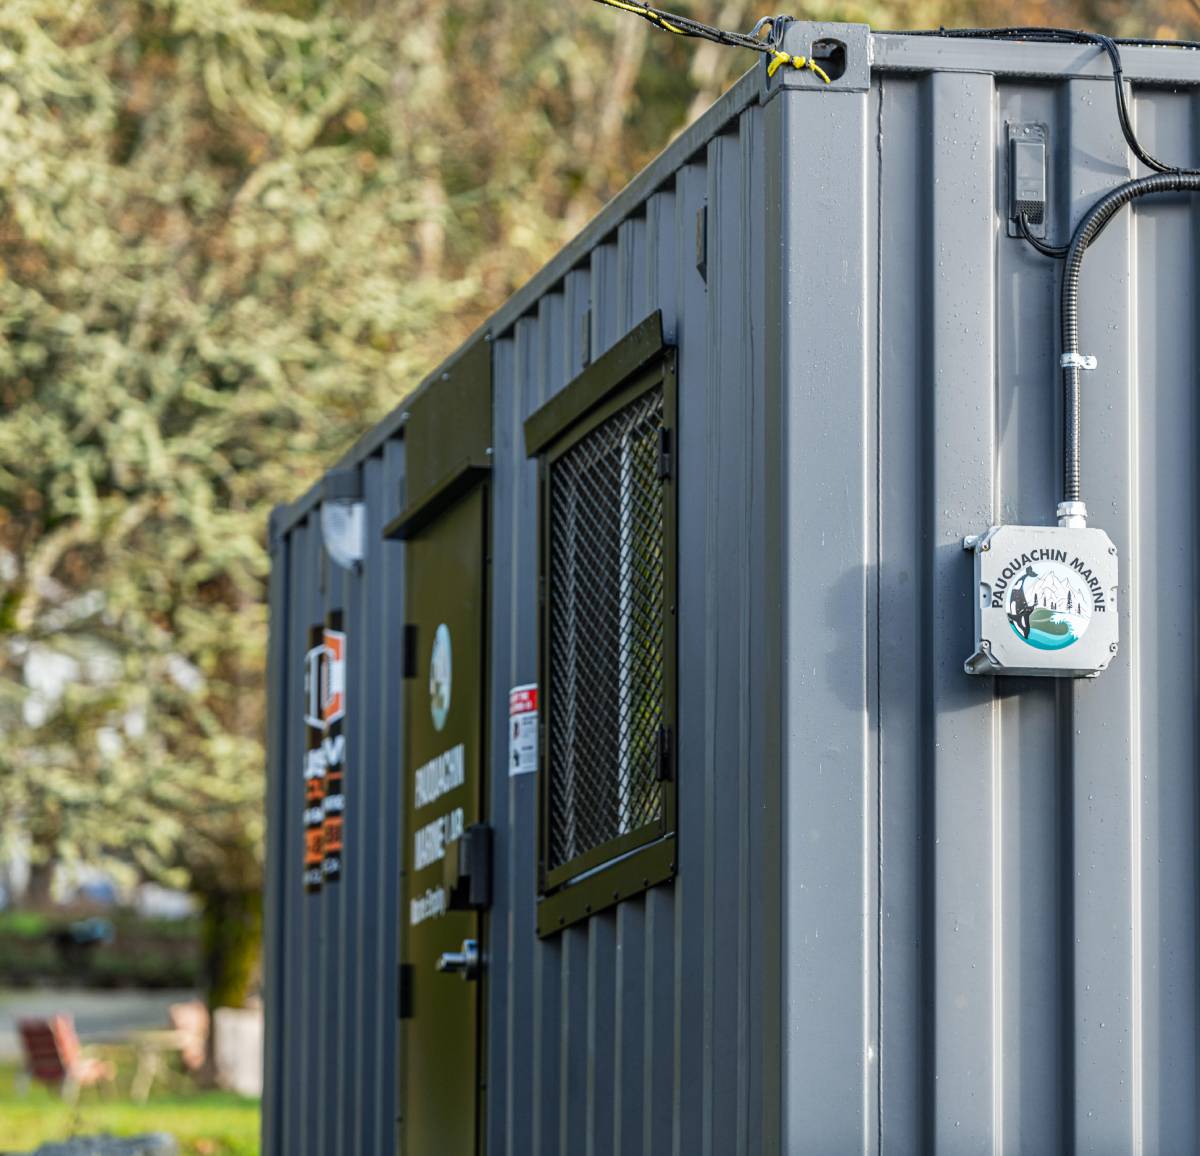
[[263, 21, 1200, 1153]]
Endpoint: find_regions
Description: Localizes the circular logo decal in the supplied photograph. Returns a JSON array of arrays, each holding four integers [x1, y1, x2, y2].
[[1007, 561, 1093, 650], [429, 623, 452, 731]]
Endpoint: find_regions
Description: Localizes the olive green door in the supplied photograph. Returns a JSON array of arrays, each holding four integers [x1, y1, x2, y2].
[[401, 483, 486, 1155]]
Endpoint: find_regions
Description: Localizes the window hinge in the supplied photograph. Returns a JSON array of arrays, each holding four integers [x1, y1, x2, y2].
[[657, 723, 673, 782], [657, 427, 672, 481]]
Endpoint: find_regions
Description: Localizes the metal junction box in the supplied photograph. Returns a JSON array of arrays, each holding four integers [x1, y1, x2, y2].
[[262, 22, 1200, 1156], [964, 524, 1119, 677]]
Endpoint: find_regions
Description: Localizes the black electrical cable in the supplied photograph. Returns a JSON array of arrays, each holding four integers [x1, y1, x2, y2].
[[929, 27, 1199, 175], [586, 1, 821, 75], [1017, 211, 1070, 258], [1060, 172, 1200, 505], [915, 29, 1200, 516], [908, 25, 1200, 264]]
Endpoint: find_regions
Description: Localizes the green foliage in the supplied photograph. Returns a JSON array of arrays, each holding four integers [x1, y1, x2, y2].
[[0, 911, 201, 987], [0, 908, 51, 936], [0, 1060, 258, 1156], [0, 0, 500, 898], [0, 0, 790, 903], [1, 0, 1197, 908]]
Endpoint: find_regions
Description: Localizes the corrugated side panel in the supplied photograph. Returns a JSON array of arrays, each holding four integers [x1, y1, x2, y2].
[[487, 97, 773, 1155], [774, 59, 1200, 1154], [262, 437, 407, 1156]]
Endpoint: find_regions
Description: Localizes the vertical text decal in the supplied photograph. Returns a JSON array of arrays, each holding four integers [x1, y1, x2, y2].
[[302, 614, 349, 892], [321, 611, 346, 883], [303, 624, 325, 893]]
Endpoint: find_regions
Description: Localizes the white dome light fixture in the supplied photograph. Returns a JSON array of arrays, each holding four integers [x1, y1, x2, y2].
[[320, 467, 366, 572]]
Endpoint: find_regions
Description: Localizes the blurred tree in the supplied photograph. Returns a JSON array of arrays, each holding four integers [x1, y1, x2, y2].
[[0, 0, 1197, 998]]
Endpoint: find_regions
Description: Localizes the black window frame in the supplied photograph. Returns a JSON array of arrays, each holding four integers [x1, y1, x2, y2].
[[524, 312, 678, 936]]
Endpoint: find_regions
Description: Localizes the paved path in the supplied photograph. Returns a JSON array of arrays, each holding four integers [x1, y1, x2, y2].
[[0, 988, 197, 1061]]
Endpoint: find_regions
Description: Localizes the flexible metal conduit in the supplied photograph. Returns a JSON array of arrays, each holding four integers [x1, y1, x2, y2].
[[1061, 171, 1200, 513]]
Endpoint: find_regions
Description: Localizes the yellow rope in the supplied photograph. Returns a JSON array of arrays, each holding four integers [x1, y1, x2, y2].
[[767, 49, 832, 82]]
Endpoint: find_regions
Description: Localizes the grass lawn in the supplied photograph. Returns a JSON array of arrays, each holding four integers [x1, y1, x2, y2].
[[0, 1062, 259, 1155]]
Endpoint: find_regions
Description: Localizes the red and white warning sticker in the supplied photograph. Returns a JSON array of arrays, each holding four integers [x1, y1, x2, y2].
[[508, 684, 538, 777]]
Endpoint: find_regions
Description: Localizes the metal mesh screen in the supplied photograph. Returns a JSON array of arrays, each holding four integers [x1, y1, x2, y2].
[[547, 387, 665, 873]]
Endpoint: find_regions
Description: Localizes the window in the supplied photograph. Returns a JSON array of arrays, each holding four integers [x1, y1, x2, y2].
[[525, 312, 677, 935]]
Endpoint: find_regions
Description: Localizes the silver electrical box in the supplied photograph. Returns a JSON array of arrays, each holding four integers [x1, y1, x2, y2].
[[964, 524, 1119, 678]]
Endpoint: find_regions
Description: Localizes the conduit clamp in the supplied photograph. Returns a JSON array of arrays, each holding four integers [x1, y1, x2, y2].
[[1060, 351, 1098, 371]]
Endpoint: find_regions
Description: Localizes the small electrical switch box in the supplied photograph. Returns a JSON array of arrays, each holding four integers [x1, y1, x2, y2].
[[1008, 123, 1048, 239], [964, 524, 1118, 678]]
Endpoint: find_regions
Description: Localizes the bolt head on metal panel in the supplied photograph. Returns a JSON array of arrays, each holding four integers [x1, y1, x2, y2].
[[964, 524, 1119, 678]]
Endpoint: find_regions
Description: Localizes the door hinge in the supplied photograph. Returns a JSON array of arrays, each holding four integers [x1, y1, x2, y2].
[[657, 723, 673, 782], [402, 624, 418, 679], [398, 963, 413, 1019], [657, 427, 672, 481]]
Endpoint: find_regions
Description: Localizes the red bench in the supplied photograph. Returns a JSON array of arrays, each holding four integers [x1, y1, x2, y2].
[[17, 1014, 116, 1105]]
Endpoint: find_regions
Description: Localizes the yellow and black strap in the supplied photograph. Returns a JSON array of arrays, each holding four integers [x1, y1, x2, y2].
[[589, 0, 832, 84]]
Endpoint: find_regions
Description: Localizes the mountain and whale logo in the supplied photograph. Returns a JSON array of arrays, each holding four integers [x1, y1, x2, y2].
[[1006, 561, 1093, 651]]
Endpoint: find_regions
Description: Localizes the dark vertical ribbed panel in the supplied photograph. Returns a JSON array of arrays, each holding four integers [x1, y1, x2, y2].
[[613, 894, 646, 1156], [591, 240, 620, 358], [488, 328, 516, 1156], [777, 77, 874, 1152], [671, 154, 710, 1156], [262, 526, 289, 1156], [532, 267, 590, 1156], [266, 450, 405, 1156], [585, 912, 617, 1156], [296, 520, 320, 1156], [584, 240, 619, 1156], [559, 924, 590, 1148], [642, 189, 678, 1156], [759, 89, 785, 1156], [511, 314, 545, 1150], [325, 559, 345, 1156], [353, 453, 383, 1156], [612, 213, 649, 1156], [494, 318, 542, 1156], [873, 74, 928, 1156], [1129, 84, 1200, 1155], [340, 540, 359, 1155], [924, 69, 998, 1152], [739, 102, 767, 1156], [510, 294, 557, 1154], [1064, 72, 1138, 1153], [994, 80, 1068, 1155], [379, 435, 405, 1153], [704, 124, 745, 1156], [617, 215, 648, 330], [321, 557, 337, 1155], [279, 519, 309, 1156]]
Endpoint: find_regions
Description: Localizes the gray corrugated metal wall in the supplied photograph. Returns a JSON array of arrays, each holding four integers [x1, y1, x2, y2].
[[264, 24, 1200, 1155], [263, 437, 407, 1156], [773, 24, 1200, 1154], [485, 90, 771, 1154]]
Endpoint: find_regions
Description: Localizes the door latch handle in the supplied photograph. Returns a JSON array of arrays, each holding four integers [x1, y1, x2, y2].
[[435, 938, 480, 981]]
